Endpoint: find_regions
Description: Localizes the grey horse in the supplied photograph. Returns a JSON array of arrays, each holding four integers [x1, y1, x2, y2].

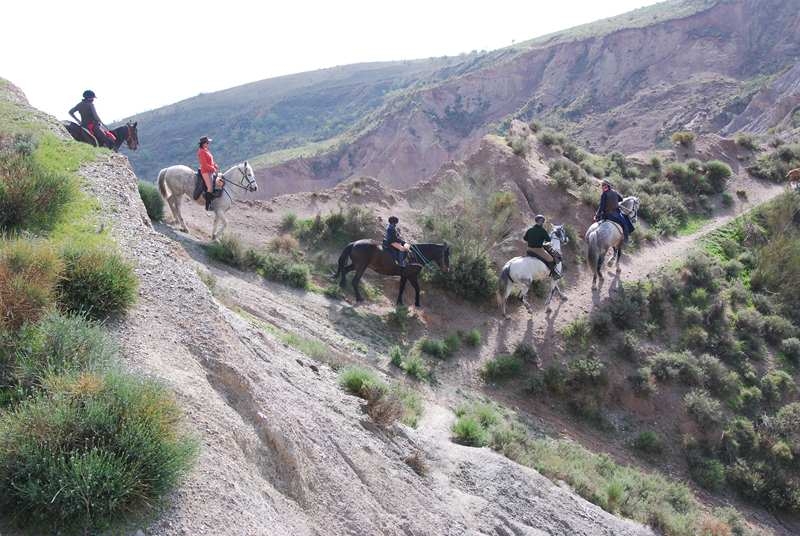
[[585, 196, 639, 289], [157, 162, 258, 240]]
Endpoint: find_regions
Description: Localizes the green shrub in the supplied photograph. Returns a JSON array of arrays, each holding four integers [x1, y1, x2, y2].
[[386, 305, 410, 331], [722, 258, 743, 279], [428, 250, 497, 302], [568, 358, 607, 388], [543, 365, 568, 395], [589, 309, 613, 336], [684, 389, 723, 427], [0, 147, 78, 233], [512, 342, 537, 362], [249, 251, 310, 289], [630, 367, 658, 397], [58, 244, 138, 320], [444, 333, 461, 354], [633, 431, 662, 454], [296, 207, 375, 245], [760, 370, 794, 407], [463, 329, 481, 347], [735, 133, 758, 151], [721, 192, 734, 208], [762, 315, 796, 344], [688, 457, 726, 491], [671, 131, 695, 146], [420, 337, 449, 359], [0, 372, 197, 533], [722, 417, 759, 457], [452, 415, 489, 447], [650, 351, 704, 385], [563, 318, 590, 347], [734, 385, 763, 415], [401, 355, 429, 381], [481, 355, 523, 382], [389, 345, 404, 367], [338, 366, 383, 397], [14, 311, 115, 389], [549, 160, 584, 189], [205, 233, 248, 268], [280, 212, 297, 231], [781, 337, 800, 363], [137, 181, 164, 222], [0, 238, 62, 330], [704, 160, 732, 193]]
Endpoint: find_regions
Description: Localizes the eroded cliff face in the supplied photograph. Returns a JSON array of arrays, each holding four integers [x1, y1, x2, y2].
[[253, 0, 800, 196]]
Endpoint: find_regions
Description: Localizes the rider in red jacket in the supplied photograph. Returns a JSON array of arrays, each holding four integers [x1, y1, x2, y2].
[[197, 136, 219, 210]]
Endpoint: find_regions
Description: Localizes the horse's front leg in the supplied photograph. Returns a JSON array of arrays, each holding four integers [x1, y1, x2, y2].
[[397, 275, 407, 306], [352, 268, 366, 302], [409, 276, 421, 308], [616, 245, 623, 272], [174, 197, 188, 233], [217, 211, 229, 239], [521, 284, 533, 313], [545, 281, 557, 314]]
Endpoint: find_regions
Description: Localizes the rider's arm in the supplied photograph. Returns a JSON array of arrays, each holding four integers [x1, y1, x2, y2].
[[87, 101, 101, 125], [596, 191, 606, 219], [68, 103, 80, 123]]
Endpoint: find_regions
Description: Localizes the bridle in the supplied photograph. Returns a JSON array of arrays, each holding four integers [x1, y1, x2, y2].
[[409, 243, 449, 272], [124, 122, 138, 150], [224, 163, 257, 192]]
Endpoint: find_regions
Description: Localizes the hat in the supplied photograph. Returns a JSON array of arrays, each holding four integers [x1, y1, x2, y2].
[[82, 90, 96, 99], [388, 216, 399, 224], [199, 136, 212, 145], [601, 179, 613, 188], [534, 214, 545, 223]]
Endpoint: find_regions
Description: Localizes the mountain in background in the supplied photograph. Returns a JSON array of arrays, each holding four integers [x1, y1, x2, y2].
[[125, 0, 800, 196]]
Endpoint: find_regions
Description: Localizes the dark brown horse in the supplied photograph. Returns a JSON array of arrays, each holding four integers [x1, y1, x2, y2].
[[63, 120, 139, 152], [332, 240, 450, 306]]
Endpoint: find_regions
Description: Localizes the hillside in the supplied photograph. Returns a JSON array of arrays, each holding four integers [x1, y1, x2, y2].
[[126, 0, 800, 197]]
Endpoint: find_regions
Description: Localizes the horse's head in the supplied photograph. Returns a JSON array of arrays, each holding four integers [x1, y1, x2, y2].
[[621, 196, 640, 223], [551, 224, 568, 245], [238, 161, 258, 192], [438, 243, 450, 273], [124, 121, 139, 150]]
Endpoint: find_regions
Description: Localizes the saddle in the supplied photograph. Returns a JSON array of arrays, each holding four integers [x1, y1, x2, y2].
[[194, 170, 224, 200], [600, 219, 624, 235]]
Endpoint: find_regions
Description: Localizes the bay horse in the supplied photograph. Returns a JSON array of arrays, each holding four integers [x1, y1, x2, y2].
[[586, 196, 640, 289], [157, 162, 258, 240], [498, 224, 568, 318], [332, 241, 450, 306], [63, 121, 139, 152]]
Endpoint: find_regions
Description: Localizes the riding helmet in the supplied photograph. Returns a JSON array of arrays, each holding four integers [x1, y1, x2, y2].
[[388, 216, 399, 224], [601, 179, 613, 188], [199, 136, 213, 146], [82, 90, 96, 99], [534, 214, 545, 224]]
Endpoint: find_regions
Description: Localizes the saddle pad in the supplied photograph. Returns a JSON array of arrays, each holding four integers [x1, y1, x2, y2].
[[602, 220, 624, 235]]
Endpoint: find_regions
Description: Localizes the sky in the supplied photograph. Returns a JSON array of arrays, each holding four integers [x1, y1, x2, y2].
[[2, 0, 661, 122]]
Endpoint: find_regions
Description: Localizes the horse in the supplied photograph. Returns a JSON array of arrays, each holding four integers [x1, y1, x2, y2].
[[585, 196, 640, 289], [331, 241, 450, 306], [157, 161, 258, 240], [63, 121, 138, 152], [498, 224, 568, 318]]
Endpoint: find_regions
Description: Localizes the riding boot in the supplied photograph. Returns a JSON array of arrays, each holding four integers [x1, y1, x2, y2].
[[204, 192, 213, 211], [549, 262, 562, 280]]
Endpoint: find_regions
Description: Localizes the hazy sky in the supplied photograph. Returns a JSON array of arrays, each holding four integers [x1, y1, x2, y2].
[[2, 0, 660, 122]]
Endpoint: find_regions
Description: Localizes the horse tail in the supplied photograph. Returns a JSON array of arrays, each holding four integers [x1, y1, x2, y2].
[[587, 228, 599, 275], [332, 242, 354, 281], [497, 263, 512, 307], [157, 168, 169, 200]]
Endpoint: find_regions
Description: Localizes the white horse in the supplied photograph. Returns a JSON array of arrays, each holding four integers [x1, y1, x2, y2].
[[157, 162, 258, 240], [498, 224, 569, 318], [585, 196, 639, 289]]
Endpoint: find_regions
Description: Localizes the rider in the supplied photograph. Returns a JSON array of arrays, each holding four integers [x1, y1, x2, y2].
[[595, 179, 634, 242], [524, 214, 561, 279], [384, 216, 410, 267], [197, 136, 220, 211], [69, 90, 116, 148]]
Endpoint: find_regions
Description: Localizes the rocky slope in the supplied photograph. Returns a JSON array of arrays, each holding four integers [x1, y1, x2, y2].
[[0, 84, 655, 535]]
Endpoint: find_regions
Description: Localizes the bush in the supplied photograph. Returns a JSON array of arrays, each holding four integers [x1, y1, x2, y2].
[[420, 337, 450, 359], [463, 329, 481, 347], [389, 345, 404, 367], [428, 251, 497, 302], [688, 457, 726, 491], [763, 315, 796, 344], [512, 342, 537, 362], [722, 417, 759, 458], [735, 133, 758, 151], [14, 311, 116, 389], [386, 305, 411, 331], [543, 365, 568, 395], [0, 372, 197, 533], [650, 351, 704, 385], [250, 251, 310, 289], [58, 244, 138, 320], [338, 366, 383, 397], [137, 181, 164, 222], [268, 234, 300, 255], [633, 431, 663, 454], [684, 390, 723, 427], [721, 192, 734, 208], [781, 337, 800, 363], [0, 147, 78, 233], [452, 415, 488, 447], [401, 355, 429, 381], [671, 131, 695, 146], [481, 355, 523, 382], [0, 239, 62, 330], [568, 358, 607, 388], [705, 161, 732, 193], [296, 207, 375, 245], [205, 233, 248, 268], [760, 370, 794, 407], [280, 212, 297, 231]]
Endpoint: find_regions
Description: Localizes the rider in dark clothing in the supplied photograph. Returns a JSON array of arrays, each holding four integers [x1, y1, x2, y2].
[[523, 214, 561, 279], [69, 90, 116, 148], [383, 216, 409, 267], [595, 179, 633, 242]]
